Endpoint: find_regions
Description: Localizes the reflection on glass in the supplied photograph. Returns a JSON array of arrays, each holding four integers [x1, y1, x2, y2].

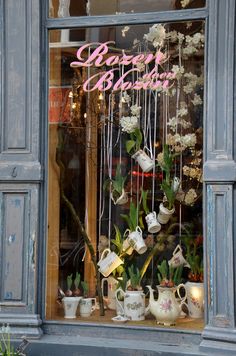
[[49, 0, 206, 18], [47, 22, 204, 328]]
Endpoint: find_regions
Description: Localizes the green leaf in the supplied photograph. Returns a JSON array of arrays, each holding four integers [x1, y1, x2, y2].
[[126, 140, 136, 154]]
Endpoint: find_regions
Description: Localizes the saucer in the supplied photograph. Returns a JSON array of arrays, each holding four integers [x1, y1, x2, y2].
[[111, 315, 129, 323]]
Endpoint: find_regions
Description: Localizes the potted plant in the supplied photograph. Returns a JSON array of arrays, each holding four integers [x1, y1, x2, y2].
[[62, 273, 82, 319], [146, 260, 186, 326], [79, 280, 97, 317], [157, 144, 180, 224], [126, 128, 155, 172], [121, 202, 147, 254], [142, 189, 161, 234], [103, 164, 128, 205], [115, 265, 145, 321], [182, 234, 204, 318]]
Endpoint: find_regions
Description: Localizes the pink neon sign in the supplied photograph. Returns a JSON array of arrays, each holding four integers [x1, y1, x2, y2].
[[70, 41, 176, 92]]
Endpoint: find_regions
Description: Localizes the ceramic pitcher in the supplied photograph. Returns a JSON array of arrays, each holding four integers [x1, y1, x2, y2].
[[101, 276, 118, 310], [115, 288, 145, 321]]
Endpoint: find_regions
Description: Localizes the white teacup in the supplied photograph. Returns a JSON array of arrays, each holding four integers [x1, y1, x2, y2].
[[97, 248, 123, 277], [168, 244, 190, 268], [79, 298, 97, 317], [132, 147, 155, 173], [145, 211, 161, 234], [127, 226, 147, 254]]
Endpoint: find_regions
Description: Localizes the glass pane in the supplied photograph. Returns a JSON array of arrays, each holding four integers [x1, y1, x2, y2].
[[49, 0, 206, 18], [47, 21, 204, 328]]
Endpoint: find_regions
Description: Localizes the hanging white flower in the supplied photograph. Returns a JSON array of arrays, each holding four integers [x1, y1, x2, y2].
[[181, 0, 191, 8], [191, 93, 203, 106], [177, 107, 188, 117], [180, 133, 197, 148], [120, 116, 139, 133], [144, 24, 166, 48], [136, 62, 145, 72], [121, 91, 131, 104], [166, 31, 178, 43], [172, 65, 185, 80], [130, 104, 141, 117], [172, 177, 180, 192], [184, 188, 197, 205], [121, 26, 130, 37]]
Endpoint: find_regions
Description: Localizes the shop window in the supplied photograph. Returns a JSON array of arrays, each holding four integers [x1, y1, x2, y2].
[[47, 19, 204, 330], [49, 0, 206, 18]]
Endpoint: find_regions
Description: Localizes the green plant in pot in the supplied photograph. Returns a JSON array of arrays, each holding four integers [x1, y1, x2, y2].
[[103, 164, 128, 205], [157, 144, 180, 224], [157, 260, 183, 288], [127, 265, 142, 291], [73, 272, 81, 296], [126, 128, 155, 172], [120, 200, 144, 232], [65, 273, 73, 296], [182, 234, 203, 283], [81, 280, 89, 298]]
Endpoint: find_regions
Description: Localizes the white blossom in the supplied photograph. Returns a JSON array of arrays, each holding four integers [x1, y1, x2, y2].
[[120, 116, 139, 133], [184, 188, 197, 205], [136, 62, 145, 72], [144, 24, 166, 48], [180, 133, 197, 148], [172, 65, 185, 80], [130, 104, 141, 117], [121, 26, 130, 37], [121, 91, 131, 104], [191, 93, 203, 106], [181, 0, 191, 8]]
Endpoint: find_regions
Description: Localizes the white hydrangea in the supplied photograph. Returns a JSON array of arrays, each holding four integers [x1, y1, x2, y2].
[[121, 91, 131, 104], [166, 31, 178, 42], [130, 104, 141, 117], [177, 107, 188, 117], [184, 188, 197, 205], [180, 133, 197, 148], [120, 116, 139, 133], [172, 65, 185, 80], [191, 93, 203, 106], [144, 24, 166, 48]]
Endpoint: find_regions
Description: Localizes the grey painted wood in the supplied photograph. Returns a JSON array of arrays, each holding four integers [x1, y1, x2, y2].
[[45, 8, 208, 29], [0, 184, 41, 337], [203, 0, 236, 182], [0, 0, 41, 181], [201, 0, 236, 353], [0, 0, 42, 338]]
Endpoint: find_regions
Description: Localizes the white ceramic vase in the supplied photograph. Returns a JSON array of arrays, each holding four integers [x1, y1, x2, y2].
[[62, 296, 82, 319], [157, 203, 175, 224], [115, 288, 145, 321], [185, 282, 204, 318]]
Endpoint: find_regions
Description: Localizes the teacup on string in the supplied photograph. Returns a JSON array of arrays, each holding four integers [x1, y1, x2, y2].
[[168, 244, 190, 268]]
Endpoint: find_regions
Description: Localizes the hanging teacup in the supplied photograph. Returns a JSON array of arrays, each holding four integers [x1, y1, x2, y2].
[[97, 248, 123, 277], [168, 244, 190, 268], [132, 146, 155, 172], [111, 188, 128, 205], [145, 211, 161, 234]]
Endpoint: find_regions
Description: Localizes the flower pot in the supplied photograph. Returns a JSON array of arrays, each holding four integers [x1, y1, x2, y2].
[[157, 203, 175, 224], [145, 211, 161, 233], [111, 188, 128, 205], [132, 148, 155, 172], [62, 296, 82, 319], [185, 282, 204, 318]]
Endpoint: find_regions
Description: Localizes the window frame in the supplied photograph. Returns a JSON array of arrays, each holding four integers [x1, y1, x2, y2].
[[41, 0, 209, 333]]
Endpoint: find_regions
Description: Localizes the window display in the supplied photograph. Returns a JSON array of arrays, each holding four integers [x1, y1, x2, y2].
[[47, 20, 204, 329]]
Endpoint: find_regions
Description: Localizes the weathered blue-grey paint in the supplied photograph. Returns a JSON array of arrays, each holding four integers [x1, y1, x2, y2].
[[0, 0, 42, 338], [200, 0, 236, 354]]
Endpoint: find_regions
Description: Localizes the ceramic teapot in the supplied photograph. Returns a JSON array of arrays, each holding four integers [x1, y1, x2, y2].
[[146, 284, 187, 326]]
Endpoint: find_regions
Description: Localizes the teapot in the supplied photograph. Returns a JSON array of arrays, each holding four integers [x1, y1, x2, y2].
[[146, 284, 187, 326]]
